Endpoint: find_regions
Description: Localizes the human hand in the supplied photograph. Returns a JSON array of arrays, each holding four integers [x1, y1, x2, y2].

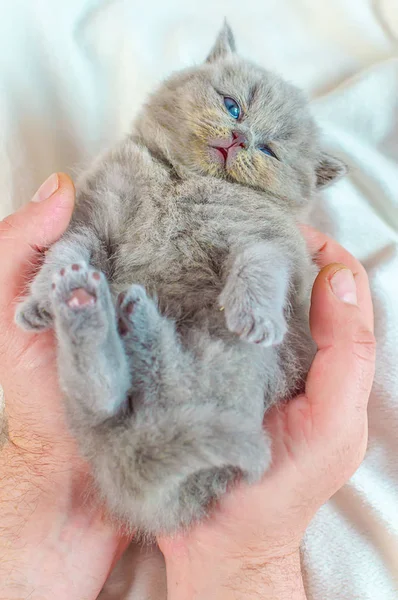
[[0, 174, 129, 600], [159, 227, 376, 600]]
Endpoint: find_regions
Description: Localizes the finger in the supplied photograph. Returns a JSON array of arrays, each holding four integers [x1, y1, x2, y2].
[[0, 173, 75, 310], [300, 224, 373, 332], [305, 263, 376, 424]]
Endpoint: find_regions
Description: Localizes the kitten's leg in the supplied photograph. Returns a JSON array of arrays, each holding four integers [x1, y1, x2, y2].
[[219, 241, 292, 346], [51, 262, 130, 422], [116, 284, 164, 394], [16, 227, 101, 331]]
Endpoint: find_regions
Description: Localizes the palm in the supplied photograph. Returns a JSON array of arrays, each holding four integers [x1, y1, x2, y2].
[[159, 396, 314, 561], [159, 252, 373, 561], [1, 328, 129, 599]]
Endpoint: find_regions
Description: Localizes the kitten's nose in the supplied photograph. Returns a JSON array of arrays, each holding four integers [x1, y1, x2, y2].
[[231, 131, 247, 149]]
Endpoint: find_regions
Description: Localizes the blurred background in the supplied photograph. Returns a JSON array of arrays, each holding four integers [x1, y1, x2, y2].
[[0, 0, 397, 214]]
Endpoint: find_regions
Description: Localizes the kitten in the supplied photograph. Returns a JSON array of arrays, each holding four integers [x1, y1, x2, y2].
[[16, 22, 345, 536]]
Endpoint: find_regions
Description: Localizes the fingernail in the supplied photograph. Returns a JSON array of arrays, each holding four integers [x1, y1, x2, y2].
[[330, 268, 357, 305], [31, 173, 59, 203]]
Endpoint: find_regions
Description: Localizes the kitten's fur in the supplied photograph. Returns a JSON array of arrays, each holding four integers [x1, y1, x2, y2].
[[16, 23, 345, 536]]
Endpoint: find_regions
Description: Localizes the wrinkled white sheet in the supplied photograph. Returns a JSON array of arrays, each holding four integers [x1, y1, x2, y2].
[[1, 1, 398, 598]]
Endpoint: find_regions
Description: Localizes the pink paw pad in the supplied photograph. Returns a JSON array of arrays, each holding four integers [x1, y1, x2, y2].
[[67, 288, 96, 308], [125, 301, 134, 314]]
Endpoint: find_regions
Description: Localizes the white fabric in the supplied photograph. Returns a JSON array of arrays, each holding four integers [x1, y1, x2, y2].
[[1, 1, 398, 598]]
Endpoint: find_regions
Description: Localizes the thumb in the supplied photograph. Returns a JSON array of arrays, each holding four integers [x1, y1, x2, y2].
[[305, 263, 376, 430], [0, 173, 75, 309]]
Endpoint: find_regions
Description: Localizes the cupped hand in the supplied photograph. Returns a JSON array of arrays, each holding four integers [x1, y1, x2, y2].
[[0, 174, 129, 600], [0, 176, 376, 600], [159, 227, 376, 600]]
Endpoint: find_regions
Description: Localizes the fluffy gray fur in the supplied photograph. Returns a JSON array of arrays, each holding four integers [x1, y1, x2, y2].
[[15, 23, 346, 535]]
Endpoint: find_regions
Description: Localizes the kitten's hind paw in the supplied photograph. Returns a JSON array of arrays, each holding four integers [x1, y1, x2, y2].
[[117, 285, 169, 389], [51, 262, 113, 343], [117, 284, 160, 340]]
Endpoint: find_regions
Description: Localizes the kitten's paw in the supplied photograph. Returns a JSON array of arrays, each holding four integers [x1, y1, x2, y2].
[[52, 262, 102, 308], [219, 290, 287, 347], [15, 296, 52, 331], [117, 285, 160, 338], [51, 262, 111, 340]]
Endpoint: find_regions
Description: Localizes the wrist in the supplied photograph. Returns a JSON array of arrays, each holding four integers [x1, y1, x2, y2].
[[0, 444, 118, 600], [164, 546, 306, 600]]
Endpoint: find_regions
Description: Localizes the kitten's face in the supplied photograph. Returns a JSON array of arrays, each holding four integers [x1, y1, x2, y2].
[[136, 24, 345, 204]]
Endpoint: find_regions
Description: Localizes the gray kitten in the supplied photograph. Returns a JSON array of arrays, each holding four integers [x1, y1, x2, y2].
[[16, 23, 345, 536]]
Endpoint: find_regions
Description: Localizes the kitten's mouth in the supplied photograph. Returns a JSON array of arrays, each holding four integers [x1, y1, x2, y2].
[[215, 147, 228, 162], [209, 132, 247, 168]]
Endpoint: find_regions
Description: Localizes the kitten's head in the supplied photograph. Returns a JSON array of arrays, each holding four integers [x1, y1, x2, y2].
[[135, 22, 346, 204]]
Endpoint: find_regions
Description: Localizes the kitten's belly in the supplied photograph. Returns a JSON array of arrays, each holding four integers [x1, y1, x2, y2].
[[109, 238, 225, 322], [105, 178, 280, 321]]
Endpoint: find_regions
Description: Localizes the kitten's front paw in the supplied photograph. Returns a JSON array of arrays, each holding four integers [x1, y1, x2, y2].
[[15, 296, 53, 331], [219, 288, 287, 347]]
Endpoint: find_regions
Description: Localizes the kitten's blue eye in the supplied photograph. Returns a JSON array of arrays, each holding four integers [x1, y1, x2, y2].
[[224, 97, 241, 120], [258, 145, 278, 160]]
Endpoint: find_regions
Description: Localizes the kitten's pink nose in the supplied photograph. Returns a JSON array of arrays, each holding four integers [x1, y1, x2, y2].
[[210, 131, 248, 164], [231, 131, 247, 149]]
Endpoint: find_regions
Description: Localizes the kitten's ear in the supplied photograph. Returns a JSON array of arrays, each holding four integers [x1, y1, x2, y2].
[[206, 20, 236, 63], [316, 152, 347, 189]]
